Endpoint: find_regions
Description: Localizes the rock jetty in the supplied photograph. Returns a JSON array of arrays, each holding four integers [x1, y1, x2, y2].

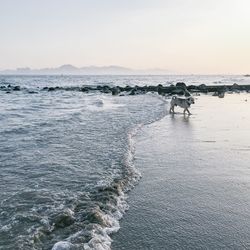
[[1, 82, 250, 96]]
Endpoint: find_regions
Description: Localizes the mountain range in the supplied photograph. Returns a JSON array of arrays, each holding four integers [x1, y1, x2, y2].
[[0, 64, 171, 75]]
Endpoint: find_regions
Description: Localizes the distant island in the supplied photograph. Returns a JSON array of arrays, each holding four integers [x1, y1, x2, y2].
[[0, 64, 171, 75]]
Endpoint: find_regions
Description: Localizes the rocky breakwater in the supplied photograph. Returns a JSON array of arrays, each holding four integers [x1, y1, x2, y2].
[[40, 82, 250, 96], [1, 82, 250, 96]]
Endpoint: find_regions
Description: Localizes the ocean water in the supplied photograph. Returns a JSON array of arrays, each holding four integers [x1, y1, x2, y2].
[[0, 75, 249, 250]]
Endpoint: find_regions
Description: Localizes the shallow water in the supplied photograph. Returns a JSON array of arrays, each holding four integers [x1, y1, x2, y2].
[[112, 93, 250, 249], [0, 86, 167, 249]]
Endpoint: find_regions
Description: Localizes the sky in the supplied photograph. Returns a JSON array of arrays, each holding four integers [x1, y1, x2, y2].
[[0, 0, 250, 74]]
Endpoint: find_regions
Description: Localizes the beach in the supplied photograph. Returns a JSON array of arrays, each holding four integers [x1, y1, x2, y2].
[[113, 93, 250, 249]]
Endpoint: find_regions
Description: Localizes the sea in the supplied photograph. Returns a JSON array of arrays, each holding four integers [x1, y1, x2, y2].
[[0, 75, 249, 250]]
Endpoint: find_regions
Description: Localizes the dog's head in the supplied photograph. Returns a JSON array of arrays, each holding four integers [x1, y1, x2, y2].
[[187, 96, 195, 104]]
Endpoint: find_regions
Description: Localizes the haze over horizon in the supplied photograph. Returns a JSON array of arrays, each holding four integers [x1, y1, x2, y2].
[[1, 0, 250, 74]]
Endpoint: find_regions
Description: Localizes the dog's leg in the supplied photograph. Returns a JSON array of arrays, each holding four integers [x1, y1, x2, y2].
[[183, 108, 191, 115], [186, 108, 191, 115], [172, 106, 175, 114], [169, 106, 174, 113]]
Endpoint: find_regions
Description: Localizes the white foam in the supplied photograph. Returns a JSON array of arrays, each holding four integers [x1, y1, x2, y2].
[[52, 241, 74, 250], [84, 96, 125, 112], [83, 126, 142, 250]]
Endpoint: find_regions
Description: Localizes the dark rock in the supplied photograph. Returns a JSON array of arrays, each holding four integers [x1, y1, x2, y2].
[[187, 85, 198, 91], [231, 83, 240, 91], [111, 87, 121, 95], [43, 87, 48, 90], [157, 86, 164, 95], [157, 85, 168, 95], [129, 88, 137, 95], [147, 86, 158, 92], [123, 85, 133, 92], [198, 84, 208, 93], [171, 87, 186, 95], [101, 85, 111, 93], [218, 92, 225, 98], [176, 82, 186, 88], [80, 87, 90, 92], [13, 86, 21, 91], [48, 87, 55, 91]]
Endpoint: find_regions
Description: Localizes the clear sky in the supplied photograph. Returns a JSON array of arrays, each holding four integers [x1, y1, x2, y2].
[[0, 0, 250, 74]]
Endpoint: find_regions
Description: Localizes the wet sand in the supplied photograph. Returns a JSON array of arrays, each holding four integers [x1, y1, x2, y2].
[[112, 93, 250, 249]]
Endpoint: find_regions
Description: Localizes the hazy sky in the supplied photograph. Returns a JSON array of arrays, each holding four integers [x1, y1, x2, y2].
[[0, 0, 250, 74]]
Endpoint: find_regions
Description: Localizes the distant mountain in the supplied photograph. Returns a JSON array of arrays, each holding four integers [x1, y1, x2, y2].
[[0, 64, 171, 75]]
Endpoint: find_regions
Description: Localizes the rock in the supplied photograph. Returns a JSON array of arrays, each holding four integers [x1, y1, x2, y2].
[[101, 85, 111, 93], [157, 85, 165, 95], [176, 82, 186, 88], [129, 89, 136, 95], [171, 87, 185, 95], [218, 92, 225, 98], [13, 86, 21, 91], [147, 86, 158, 92], [111, 87, 121, 95], [123, 85, 133, 92], [187, 85, 198, 92], [198, 84, 208, 93], [80, 87, 90, 92], [48, 87, 55, 91], [231, 83, 240, 91]]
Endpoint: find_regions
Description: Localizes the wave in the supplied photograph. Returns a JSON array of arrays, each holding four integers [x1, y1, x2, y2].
[[47, 125, 142, 250]]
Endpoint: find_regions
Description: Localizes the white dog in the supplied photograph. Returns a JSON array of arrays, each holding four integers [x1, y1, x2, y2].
[[169, 95, 195, 115]]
